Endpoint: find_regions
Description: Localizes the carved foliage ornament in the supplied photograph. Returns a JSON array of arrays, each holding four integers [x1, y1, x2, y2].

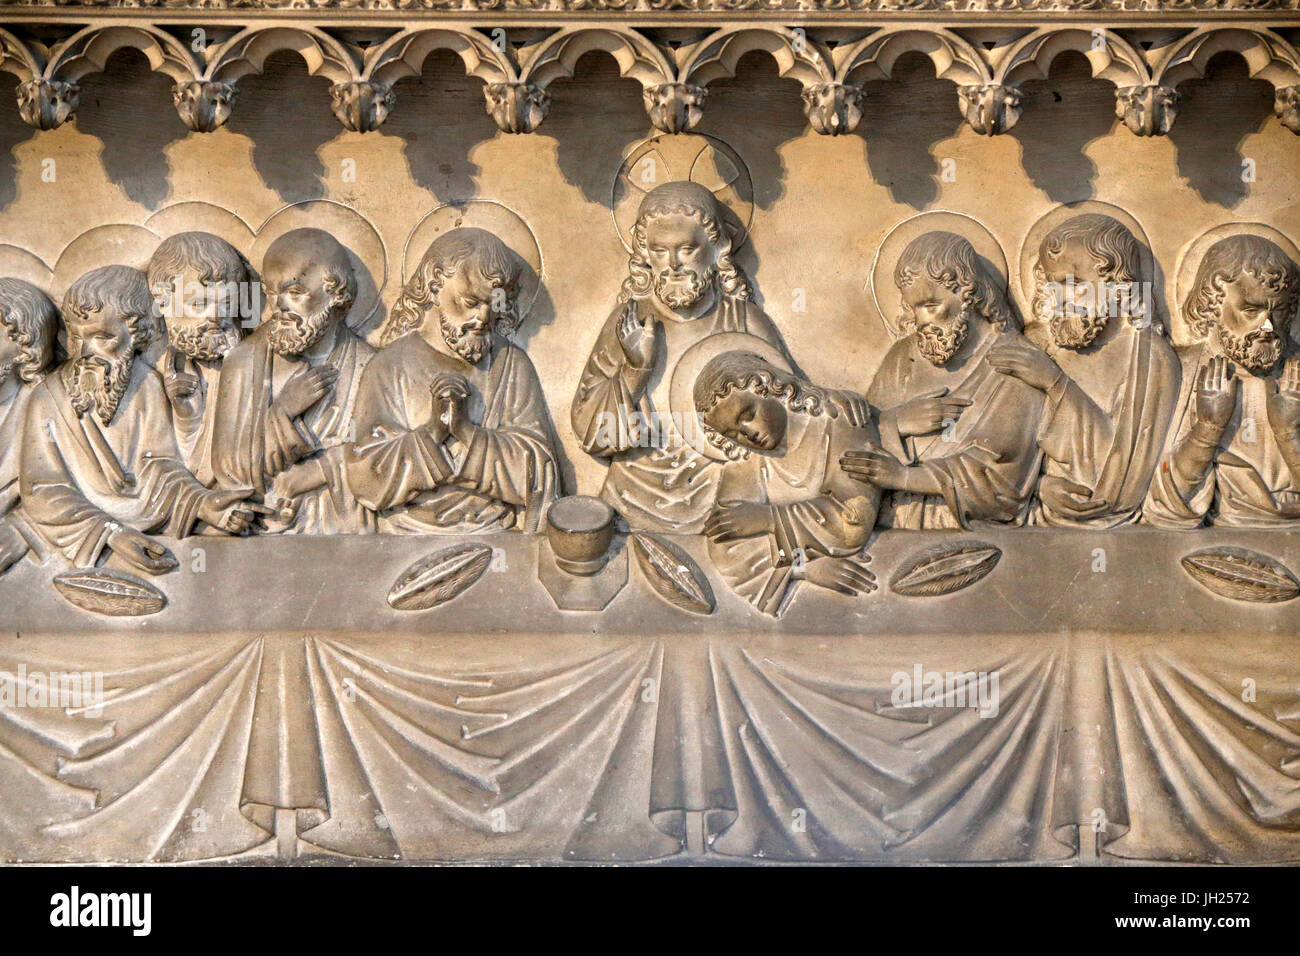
[[3, 24, 1300, 137]]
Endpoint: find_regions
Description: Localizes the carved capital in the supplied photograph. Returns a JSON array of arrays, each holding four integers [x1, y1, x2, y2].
[[329, 81, 396, 133], [173, 80, 239, 133], [1115, 84, 1179, 137], [1275, 85, 1300, 135], [801, 82, 865, 136], [642, 83, 707, 134], [484, 82, 550, 135], [16, 78, 80, 131], [958, 84, 1022, 136]]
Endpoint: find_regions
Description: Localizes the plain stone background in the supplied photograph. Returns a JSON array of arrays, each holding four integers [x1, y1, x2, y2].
[[0, 47, 1296, 497]]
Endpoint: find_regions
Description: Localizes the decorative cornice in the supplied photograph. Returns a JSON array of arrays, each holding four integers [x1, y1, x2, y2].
[[3, 0, 1299, 12], [0, 19, 1296, 135]]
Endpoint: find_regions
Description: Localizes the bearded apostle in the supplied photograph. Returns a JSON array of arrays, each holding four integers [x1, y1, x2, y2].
[[1145, 234, 1300, 527], [1004, 213, 1179, 527], [147, 231, 251, 485], [0, 278, 58, 574], [841, 231, 1045, 529], [20, 266, 263, 573], [571, 181, 807, 534], [687, 339, 880, 617], [210, 228, 376, 534], [344, 227, 559, 533]]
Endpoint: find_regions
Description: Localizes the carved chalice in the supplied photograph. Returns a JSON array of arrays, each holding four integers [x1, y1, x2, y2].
[[546, 495, 615, 577]]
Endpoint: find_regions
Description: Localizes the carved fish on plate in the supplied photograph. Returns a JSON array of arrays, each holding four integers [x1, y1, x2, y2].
[[52, 567, 167, 616], [1181, 547, 1300, 603], [890, 541, 1002, 597], [631, 533, 715, 615], [388, 543, 493, 611]]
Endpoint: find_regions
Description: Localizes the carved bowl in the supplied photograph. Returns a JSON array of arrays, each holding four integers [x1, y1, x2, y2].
[[546, 495, 615, 577]]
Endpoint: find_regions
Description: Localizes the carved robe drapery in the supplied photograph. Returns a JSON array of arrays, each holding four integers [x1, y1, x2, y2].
[[1031, 323, 1180, 528], [0, 381, 39, 553], [210, 324, 375, 535], [572, 294, 788, 534], [1145, 345, 1300, 528], [869, 330, 1045, 530], [162, 347, 222, 487], [345, 333, 559, 534], [707, 408, 881, 617], [19, 363, 209, 566]]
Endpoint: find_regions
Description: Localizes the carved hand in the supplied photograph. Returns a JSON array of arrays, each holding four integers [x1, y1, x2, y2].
[[107, 526, 178, 576], [703, 500, 773, 542], [802, 554, 877, 596], [987, 343, 1064, 392], [616, 301, 657, 370], [428, 371, 471, 445], [1266, 357, 1300, 437], [0, 522, 28, 575], [1037, 476, 1112, 520], [828, 390, 872, 429], [162, 351, 202, 415], [839, 448, 909, 490], [197, 487, 274, 536], [1195, 355, 1239, 431], [893, 387, 973, 437], [277, 364, 339, 419]]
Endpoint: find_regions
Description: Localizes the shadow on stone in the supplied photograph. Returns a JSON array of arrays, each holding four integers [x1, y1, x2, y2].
[[73, 48, 186, 210]]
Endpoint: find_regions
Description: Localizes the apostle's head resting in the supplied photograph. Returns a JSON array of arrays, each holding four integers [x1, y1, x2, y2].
[[1033, 214, 1145, 349], [1185, 234, 1300, 376], [384, 227, 522, 366], [622, 180, 750, 310], [62, 265, 157, 426], [147, 231, 250, 363], [0, 276, 58, 388], [260, 228, 357, 358], [894, 231, 1013, 368], [694, 350, 827, 461]]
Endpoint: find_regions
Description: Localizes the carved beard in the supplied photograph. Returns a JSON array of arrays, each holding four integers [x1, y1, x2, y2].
[[0, 361, 12, 389], [169, 321, 241, 363], [67, 355, 132, 427], [266, 304, 335, 357], [1050, 310, 1109, 350], [653, 266, 714, 309], [1218, 325, 1284, 375], [440, 312, 491, 366], [915, 313, 970, 367]]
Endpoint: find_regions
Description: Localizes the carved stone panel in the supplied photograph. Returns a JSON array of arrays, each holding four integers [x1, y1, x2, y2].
[[0, 0, 1297, 869]]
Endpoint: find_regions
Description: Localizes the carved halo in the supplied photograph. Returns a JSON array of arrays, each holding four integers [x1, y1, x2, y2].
[[50, 223, 162, 304], [0, 246, 53, 293], [1017, 200, 1159, 338], [612, 132, 754, 254], [402, 199, 542, 322], [869, 211, 1010, 340], [668, 331, 791, 464], [1173, 222, 1300, 348], [251, 200, 387, 339]]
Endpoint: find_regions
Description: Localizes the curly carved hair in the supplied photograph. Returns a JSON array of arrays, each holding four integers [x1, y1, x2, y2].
[[0, 277, 58, 382], [620, 195, 751, 304], [1038, 214, 1142, 286], [382, 227, 522, 345], [62, 265, 157, 354], [147, 231, 252, 326], [894, 231, 1014, 333], [1184, 234, 1300, 338], [692, 350, 827, 461]]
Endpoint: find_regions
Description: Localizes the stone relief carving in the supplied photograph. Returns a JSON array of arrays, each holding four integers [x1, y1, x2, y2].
[[848, 223, 1046, 529], [2, 0, 1300, 868], [3, 22, 1299, 138], [1145, 226, 1300, 528]]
